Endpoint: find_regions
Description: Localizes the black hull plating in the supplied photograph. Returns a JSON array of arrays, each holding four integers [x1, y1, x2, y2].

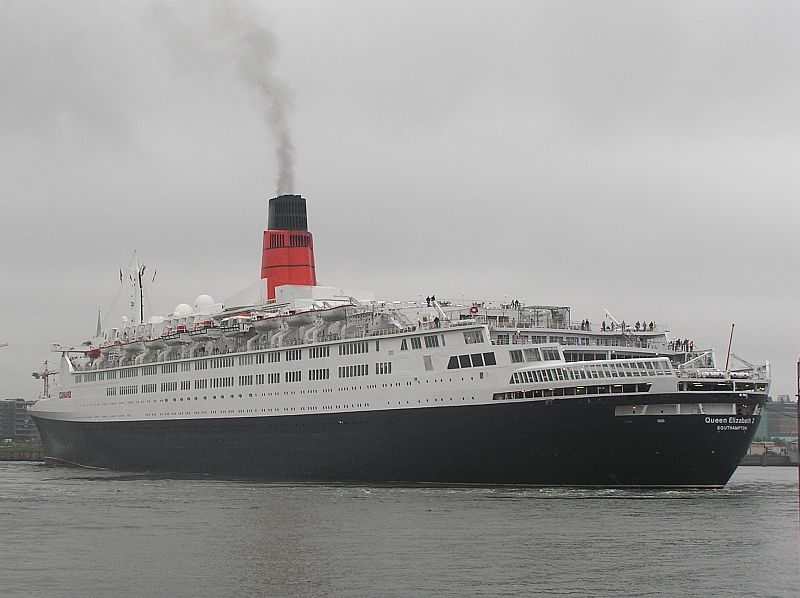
[[31, 393, 765, 487]]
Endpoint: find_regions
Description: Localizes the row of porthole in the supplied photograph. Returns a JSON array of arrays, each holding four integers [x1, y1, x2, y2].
[[387, 397, 476, 406], [82, 396, 470, 421], [83, 380, 476, 407], [139, 403, 373, 417], [87, 380, 484, 412]]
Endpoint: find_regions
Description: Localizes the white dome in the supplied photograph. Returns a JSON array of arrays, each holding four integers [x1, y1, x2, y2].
[[194, 294, 215, 309], [173, 303, 194, 317]]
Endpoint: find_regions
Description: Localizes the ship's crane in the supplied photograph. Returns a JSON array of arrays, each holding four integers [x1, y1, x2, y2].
[[729, 353, 769, 376], [31, 361, 58, 399], [729, 353, 758, 371]]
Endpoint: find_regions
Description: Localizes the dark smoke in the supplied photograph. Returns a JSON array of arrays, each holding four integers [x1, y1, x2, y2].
[[153, 1, 296, 195], [215, 3, 295, 195]]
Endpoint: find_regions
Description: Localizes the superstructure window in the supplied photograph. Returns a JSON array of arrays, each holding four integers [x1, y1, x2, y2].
[[541, 348, 561, 361], [309, 346, 330, 359], [509, 350, 524, 363], [523, 348, 541, 362], [338, 364, 368, 378], [463, 330, 484, 344], [448, 352, 497, 369], [424, 335, 439, 348], [339, 341, 369, 355], [308, 368, 330, 381]]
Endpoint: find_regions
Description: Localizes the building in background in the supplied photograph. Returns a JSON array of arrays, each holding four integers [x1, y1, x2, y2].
[[0, 398, 41, 443], [753, 394, 798, 441]]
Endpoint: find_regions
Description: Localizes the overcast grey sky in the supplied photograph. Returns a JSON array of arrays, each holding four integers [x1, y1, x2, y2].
[[1, 0, 798, 399]]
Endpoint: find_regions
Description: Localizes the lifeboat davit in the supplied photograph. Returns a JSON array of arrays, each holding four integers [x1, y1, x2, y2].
[[221, 315, 255, 338], [190, 325, 223, 343]]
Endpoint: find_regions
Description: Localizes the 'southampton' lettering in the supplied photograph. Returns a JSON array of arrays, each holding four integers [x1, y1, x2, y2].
[[705, 416, 753, 431]]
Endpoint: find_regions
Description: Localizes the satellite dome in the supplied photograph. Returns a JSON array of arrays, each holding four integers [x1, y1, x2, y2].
[[173, 303, 193, 317], [194, 294, 215, 309]]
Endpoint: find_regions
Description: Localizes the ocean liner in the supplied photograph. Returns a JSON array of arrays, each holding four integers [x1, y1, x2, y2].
[[29, 194, 769, 487]]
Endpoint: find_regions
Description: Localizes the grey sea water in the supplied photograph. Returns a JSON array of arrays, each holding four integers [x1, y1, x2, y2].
[[0, 463, 796, 598]]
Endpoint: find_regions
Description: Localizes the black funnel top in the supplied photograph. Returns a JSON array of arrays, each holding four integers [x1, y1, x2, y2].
[[268, 194, 308, 231]]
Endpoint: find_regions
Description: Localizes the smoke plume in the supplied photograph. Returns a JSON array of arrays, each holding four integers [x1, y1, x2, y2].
[[153, 1, 296, 195], [216, 3, 296, 195]]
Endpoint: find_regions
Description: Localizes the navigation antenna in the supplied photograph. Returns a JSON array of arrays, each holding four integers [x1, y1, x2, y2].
[[31, 361, 58, 399]]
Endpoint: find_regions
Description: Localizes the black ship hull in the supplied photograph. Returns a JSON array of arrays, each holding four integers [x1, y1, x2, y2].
[[31, 392, 765, 487]]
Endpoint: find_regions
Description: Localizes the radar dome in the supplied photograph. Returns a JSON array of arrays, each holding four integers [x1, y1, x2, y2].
[[194, 295, 215, 309], [173, 303, 193, 317]]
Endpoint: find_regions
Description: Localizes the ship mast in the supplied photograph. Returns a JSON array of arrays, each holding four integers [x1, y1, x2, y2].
[[137, 262, 145, 324]]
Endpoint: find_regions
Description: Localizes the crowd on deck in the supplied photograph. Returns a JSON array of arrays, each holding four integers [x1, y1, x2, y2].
[[668, 338, 694, 352], [596, 320, 657, 332]]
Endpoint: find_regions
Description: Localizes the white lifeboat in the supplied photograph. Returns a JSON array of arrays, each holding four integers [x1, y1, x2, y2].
[[122, 340, 145, 354], [162, 327, 185, 346], [252, 313, 282, 332], [146, 338, 168, 351], [320, 305, 349, 323], [286, 310, 315, 328]]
